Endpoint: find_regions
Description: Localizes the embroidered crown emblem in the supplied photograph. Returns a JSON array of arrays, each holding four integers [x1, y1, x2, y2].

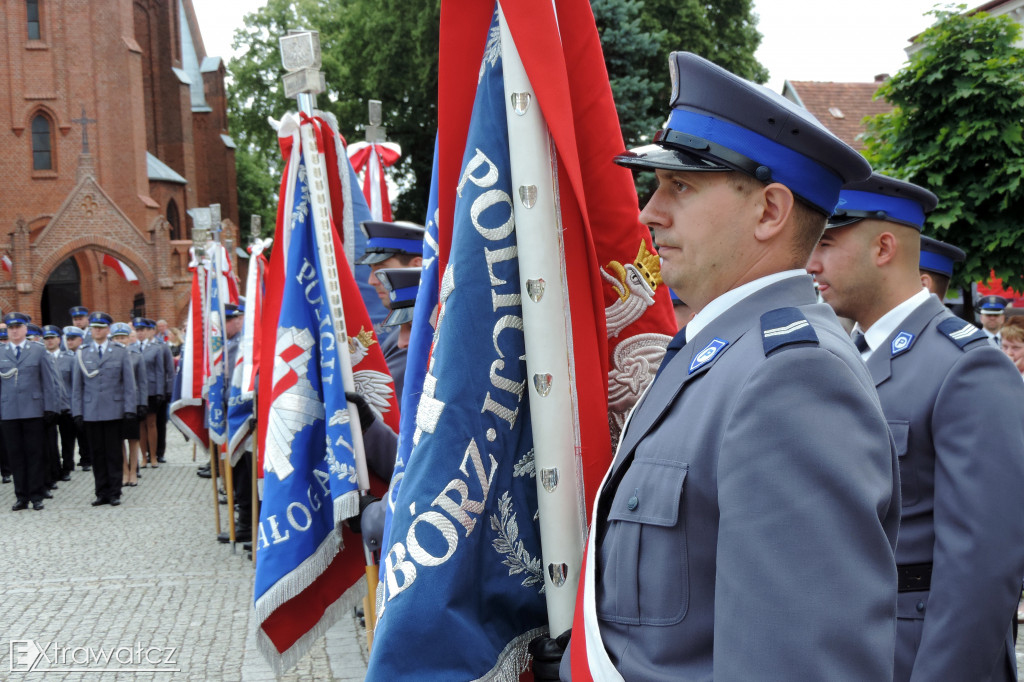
[[632, 242, 662, 291]]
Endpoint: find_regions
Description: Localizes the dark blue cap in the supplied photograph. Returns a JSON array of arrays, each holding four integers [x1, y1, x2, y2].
[[63, 326, 84, 339], [26, 323, 43, 337], [828, 173, 938, 231], [132, 317, 150, 329], [225, 303, 244, 318], [614, 52, 871, 214], [42, 325, 62, 338], [89, 312, 113, 327], [920, 236, 965, 278], [4, 311, 30, 326], [375, 267, 421, 327], [110, 322, 132, 337], [69, 306, 89, 317], [977, 295, 1008, 315], [356, 221, 425, 265], [0, 328, 7, 340]]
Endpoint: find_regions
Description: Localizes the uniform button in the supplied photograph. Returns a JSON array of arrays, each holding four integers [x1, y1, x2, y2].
[[626, 489, 639, 511], [916, 601, 925, 613]]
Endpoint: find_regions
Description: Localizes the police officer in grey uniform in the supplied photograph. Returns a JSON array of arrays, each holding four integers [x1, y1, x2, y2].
[[534, 53, 901, 681], [218, 303, 253, 544], [72, 312, 137, 507], [60, 326, 86, 476], [42, 325, 76, 481], [0, 325, 9, 484], [134, 317, 166, 468], [807, 172, 1024, 681], [1, 312, 63, 511], [147, 317, 175, 463], [977, 295, 1009, 347]]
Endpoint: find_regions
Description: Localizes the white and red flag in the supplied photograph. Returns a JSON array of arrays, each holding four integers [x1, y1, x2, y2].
[[348, 140, 402, 222], [169, 265, 210, 449], [102, 254, 138, 283]]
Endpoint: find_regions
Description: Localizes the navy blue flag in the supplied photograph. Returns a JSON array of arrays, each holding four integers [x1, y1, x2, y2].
[[379, 136, 439, 553], [254, 137, 361, 667], [205, 249, 228, 444], [367, 12, 546, 679]]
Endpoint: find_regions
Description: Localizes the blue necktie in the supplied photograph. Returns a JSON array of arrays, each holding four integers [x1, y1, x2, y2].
[[98, 346, 103, 359], [15, 346, 20, 360], [852, 331, 869, 353], [654, 326, 687, 382]]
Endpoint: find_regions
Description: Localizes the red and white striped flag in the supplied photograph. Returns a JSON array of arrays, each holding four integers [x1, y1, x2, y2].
[[169, 265, 210, 449], [348, 141, 401, 222], [1, 254, 12, 273], [102, 254, 138, 282]]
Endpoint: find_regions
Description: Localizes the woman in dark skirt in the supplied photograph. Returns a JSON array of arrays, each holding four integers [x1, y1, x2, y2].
[[111, 324, 149, 487]]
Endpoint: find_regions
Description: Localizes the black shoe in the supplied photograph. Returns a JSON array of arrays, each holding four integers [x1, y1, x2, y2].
[[243, 542, 252, 551], [91, 497, 108, 506], [219, 495, 227, 505], [218, 528, 252, 543], [11, 500, 28, 511], [110, 498, 121, 506], [157, 457, 166, 463], [42, 491, 53, 499], [48, 482, 58, 490], [2, 475, 11, 483], [32, 501, 44, 511], [197, 468, 211, 479], [81, 465, 91, 472], [61, 473, 71, 481]]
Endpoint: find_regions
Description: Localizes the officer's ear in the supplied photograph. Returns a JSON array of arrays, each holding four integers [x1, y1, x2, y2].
[[753, 183, 794, 243], [873, 231, 899, 267], [920, 272, 933, 292]]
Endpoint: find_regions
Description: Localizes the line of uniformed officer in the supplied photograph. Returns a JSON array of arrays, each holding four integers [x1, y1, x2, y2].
[[41, 325, 76, 484], [807, 173, 1024, 681], [1, 311, 63, 511], [131, 317, 174, 468], [71, 312, 137, 507]]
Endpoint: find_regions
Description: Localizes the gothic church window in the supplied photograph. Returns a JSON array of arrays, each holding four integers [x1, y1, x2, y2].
[[27, 0, 41, 40], [167, 200, 181, 240], [31, 114, 53, 170]]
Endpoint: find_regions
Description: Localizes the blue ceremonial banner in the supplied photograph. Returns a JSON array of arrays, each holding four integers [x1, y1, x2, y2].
[[254, 142, 361, 664], [379, 135, 439, 553], [367, 11, 546, 679], [205, 249, 228, 444]]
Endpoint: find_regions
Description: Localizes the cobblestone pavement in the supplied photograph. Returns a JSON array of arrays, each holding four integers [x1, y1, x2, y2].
[[0, 431, 369, 681]]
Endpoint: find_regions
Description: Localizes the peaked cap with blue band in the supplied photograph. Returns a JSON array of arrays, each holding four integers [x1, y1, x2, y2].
[[69, 306, 89, 318], [26, 323, 43, 337], [4, 312, 30, 325], [63, 326, 84, 339], [375, 266, 422, 328], [613, 52, 872, 214], [356, 221, 425, 265], [828, 173, 938, 231], [976, 294, 1008, 315], [89, 311, 112, 327], [42, 325, 62, 338], [919, 235, 965, 278], [110, 322, 132, 337]]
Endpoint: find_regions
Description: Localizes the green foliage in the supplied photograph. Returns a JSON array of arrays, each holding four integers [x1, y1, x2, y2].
[[227, 0, 440, 229], [863, 7, 1024, 290]]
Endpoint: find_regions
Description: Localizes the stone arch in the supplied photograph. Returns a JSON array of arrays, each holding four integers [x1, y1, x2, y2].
[[33, 239, 155, 296]]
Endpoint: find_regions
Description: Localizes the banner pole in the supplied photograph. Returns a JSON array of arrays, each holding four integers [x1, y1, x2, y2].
[[497, 6, 587, 636], [284, 33, 379, 638], [210, 440, 222, 535]]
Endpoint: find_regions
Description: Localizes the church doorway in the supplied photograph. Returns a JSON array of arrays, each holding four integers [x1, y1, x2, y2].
[[42, 256, 81, 326]]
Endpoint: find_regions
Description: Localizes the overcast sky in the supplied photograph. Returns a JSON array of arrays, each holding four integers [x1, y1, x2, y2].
[[192, 0, 952, 92]]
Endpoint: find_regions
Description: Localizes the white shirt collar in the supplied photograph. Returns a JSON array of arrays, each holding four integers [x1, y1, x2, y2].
[[684, 269, 807, 342], [857, 287, 931, 360], [983, 328, 1000, 339]]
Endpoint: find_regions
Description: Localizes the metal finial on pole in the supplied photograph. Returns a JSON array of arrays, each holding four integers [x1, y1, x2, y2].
[[190, 207, 212, 257], [209, 204, 222, 241], [365, 100, 386, 143], [250, 215, 262, 243]]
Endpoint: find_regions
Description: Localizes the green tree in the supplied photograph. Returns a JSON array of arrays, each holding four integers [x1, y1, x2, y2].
[[227, 0, 440, 230], [863, 7, 1024, 290]]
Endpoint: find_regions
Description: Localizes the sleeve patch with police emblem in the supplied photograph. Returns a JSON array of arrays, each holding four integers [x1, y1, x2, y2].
[[760, 307, 818, 356], [937, 317, 987, 349], [689, 338, 729, 374], [890, 331, 915, 357]]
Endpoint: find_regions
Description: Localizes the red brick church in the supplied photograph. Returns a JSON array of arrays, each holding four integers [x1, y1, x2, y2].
[[0, 0, 239, 327]]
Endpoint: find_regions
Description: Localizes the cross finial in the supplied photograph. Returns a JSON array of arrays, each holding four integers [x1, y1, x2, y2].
[[365, 99, 386, 143], [71, 105, 98, 155]]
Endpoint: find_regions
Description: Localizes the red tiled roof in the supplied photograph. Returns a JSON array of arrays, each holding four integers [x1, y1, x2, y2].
[[784, 81, 894, 151]]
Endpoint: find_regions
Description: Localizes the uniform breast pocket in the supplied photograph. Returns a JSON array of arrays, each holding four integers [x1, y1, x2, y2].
[[599, 458, 689, 626], [888, 420, 917, 506]]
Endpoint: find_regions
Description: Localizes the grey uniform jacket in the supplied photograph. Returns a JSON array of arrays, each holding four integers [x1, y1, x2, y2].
[[575, 275, 900, 682], [71, 342, 137, 422], [52, 350, 75, 413], [128, 347, 149, 410], [868, 295, 1024, 682], [0, 342, 63, 420], [159, 339, 175, 398], [140, 340, 169, 397]]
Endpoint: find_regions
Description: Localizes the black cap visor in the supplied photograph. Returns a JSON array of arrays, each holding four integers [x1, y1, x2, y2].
[[356, 250, 409, 266], [382, 306, 415, 328], [827, 209, 921, 231], [614, 144, 730, 173]]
